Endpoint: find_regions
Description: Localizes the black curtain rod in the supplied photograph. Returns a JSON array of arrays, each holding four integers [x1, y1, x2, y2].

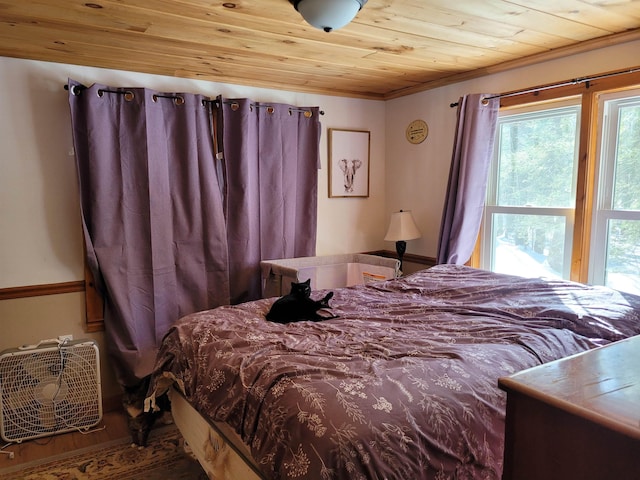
[[449, 66, 640, 108], [64, 84, 324, 115], [248, 103, 325, 116], [207, 99, 324, 115]]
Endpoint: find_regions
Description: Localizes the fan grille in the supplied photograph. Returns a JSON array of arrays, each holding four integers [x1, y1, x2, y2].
[[0, 340, 102, 443]]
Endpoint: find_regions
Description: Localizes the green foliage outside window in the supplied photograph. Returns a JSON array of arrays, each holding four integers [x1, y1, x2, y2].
[[497, 111, 577, 208]]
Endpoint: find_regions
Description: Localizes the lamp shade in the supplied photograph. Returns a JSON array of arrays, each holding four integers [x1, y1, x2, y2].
[[291, 0, 367, 32], [384, 210, 422, 242]]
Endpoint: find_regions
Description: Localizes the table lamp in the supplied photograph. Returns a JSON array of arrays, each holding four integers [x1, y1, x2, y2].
[[384, 210, 422, 272]]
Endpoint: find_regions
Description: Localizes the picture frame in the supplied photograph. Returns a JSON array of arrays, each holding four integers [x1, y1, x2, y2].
[[328, 128, 370, 198]]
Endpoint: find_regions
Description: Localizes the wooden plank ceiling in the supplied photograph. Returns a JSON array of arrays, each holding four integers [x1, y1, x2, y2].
[[1, 0, 640, 99]]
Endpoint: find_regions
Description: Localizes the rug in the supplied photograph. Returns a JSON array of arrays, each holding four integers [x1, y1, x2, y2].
[[0, 426, 208, 480]]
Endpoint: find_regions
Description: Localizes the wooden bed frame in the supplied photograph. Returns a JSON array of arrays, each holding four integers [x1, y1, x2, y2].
[[169, 389, 263, 479]]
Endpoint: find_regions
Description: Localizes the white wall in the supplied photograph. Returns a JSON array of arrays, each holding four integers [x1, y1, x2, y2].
[[385, 38, 640, 259]]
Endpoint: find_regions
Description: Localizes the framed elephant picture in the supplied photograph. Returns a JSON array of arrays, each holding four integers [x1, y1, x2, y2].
[[328, 128, 370, 198]]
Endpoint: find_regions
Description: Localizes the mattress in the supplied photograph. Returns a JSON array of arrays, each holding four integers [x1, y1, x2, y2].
[[169, 388, 263, 479]]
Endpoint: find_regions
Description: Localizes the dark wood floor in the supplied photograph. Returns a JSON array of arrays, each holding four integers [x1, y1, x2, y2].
[[0, 409, 129, 468]]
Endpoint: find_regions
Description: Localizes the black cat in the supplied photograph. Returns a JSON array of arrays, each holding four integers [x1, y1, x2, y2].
[[266, 279, 338, 323], [122, 375, 171, 448]]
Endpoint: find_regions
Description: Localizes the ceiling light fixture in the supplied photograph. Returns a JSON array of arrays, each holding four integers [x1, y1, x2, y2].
[[289, 0, 367, 32]]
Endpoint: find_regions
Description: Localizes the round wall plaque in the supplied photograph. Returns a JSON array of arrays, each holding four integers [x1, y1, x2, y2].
[[406, 119, 428, 144]]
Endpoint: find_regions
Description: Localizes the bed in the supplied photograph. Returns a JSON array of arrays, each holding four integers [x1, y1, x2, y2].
[[147, 264, 640, 480]]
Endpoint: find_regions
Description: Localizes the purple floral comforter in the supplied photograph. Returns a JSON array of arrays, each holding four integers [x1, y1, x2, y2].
[[149, 265, 640, 480]]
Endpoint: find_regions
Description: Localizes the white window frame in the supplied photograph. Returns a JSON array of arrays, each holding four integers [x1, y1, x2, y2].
[[481, 99, 581, 279], [589, 89, 640, 288]]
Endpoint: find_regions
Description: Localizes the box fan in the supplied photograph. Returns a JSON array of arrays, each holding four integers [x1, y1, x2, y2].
[[0, 338, 102, 443]]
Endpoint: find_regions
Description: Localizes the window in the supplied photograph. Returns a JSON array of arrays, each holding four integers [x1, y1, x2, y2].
[[478, 73, 640, 296], [590, 90, 640, 294], [482, 101, 580, 280]]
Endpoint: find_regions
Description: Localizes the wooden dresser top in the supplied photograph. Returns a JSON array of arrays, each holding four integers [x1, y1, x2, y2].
[[499, 335, 640, 440]]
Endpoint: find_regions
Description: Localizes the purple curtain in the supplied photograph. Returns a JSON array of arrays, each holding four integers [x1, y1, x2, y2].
[[437, 94, 499, 265], [69, 80, 230, 386], [220, 98, 321, 303]]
